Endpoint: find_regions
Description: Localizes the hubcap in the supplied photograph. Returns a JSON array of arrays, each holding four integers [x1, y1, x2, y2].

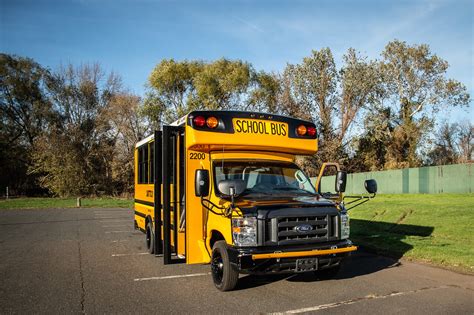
[[211, 253, 224, 284]]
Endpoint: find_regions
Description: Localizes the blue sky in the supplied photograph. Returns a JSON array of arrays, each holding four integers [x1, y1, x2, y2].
[[1, 0, 472, 122]]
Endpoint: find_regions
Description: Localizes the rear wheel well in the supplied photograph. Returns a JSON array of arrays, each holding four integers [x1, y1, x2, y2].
[[210, 230, 225, 249]]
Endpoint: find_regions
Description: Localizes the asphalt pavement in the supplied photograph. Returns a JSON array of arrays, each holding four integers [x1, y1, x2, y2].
[[0, 207, 473, 314]]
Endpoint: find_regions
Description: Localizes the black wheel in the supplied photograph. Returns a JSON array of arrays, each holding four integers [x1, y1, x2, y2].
[[314, 264, 341, 280], [211, 241, 239, 291], [146, 222, 155, 254]]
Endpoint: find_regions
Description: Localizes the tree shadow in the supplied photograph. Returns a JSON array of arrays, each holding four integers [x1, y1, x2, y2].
[[235, 219, 434, 289]]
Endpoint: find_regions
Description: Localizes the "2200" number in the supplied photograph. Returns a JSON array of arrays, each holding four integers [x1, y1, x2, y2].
[[189, 152, 205, 160]]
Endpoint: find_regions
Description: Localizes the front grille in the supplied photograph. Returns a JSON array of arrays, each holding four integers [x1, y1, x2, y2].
[[265, 215, 339, 245]]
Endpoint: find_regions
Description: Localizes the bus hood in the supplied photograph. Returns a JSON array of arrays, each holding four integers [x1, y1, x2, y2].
[[235, 195, 336, 215]]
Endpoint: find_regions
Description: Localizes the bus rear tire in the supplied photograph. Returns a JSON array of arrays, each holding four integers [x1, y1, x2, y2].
[[146, 222, 155, 254], [211, 241, 239, 291]]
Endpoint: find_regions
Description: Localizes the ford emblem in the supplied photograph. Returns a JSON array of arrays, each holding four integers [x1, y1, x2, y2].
[[294, 224, 313, 233]]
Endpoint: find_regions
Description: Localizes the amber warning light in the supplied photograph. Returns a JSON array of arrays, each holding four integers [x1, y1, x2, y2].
[[206, 116, 219, 129], [297, 124, 316, 137], [297, 125, 307, 136]]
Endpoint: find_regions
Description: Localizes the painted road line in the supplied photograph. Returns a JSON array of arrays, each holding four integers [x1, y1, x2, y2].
[[105, 230, 132, 233], [134, 273, 211, 282], [103, 225, 129, 227], [94, 211, 127, 213], [112, 252, 149, 257], [96, 217, 130, 220], [111, 240, 132, 243], [269, 286, 451, 314]]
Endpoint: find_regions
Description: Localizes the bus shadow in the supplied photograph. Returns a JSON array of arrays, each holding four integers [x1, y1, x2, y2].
[[236, 219, 434, 290]]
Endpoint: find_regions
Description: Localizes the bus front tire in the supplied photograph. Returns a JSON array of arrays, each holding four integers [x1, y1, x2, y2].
[[211, 241, 239, 291], [146, 222, 155, 254]]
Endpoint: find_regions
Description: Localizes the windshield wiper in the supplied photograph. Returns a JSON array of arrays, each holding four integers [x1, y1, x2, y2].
[[239, 189, 273, 197], [273, 187, 314, 194]]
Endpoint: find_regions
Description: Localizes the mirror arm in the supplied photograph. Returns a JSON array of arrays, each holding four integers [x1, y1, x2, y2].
[[343, 192, 376, 207], [345, 198, 370, 211], [230, 187, 235, 209], [200, 197, 226, 215], [201, 196, 234, 218]]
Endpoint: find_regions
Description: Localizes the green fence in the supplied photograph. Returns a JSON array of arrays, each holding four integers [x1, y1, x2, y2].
[[313, 163, 473, 194]]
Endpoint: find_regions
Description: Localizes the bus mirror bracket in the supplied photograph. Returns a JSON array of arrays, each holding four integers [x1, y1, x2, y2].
[[343, 179, 377, 210], [195, 169, 209, 197]]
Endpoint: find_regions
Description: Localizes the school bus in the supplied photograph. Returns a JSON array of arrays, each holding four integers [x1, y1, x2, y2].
[[134, 110, 377, 291]]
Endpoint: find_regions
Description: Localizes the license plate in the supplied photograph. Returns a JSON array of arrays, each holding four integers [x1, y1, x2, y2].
[[295, 258, 318, 272], [233, 119, 288, 137]]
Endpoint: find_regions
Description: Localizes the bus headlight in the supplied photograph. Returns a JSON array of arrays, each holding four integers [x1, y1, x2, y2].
[[341, 213, 350, 239], [232, 217, 257, 247]]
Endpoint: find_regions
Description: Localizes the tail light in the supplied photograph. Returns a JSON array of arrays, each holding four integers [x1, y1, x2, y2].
[[307, 126, 316, 137], [193, 116, 206, 127]]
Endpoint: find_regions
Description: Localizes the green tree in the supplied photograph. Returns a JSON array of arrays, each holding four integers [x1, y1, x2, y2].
[[246, 71, 280, 113], [31, 63, 124, 196], [352, 107, 394, 171], [145, 59, 202, 125], [380, 40, 470, 169], [426, 121, 473, 166], [192, 59, 251, 109], [145, 58, 275, 125], [280, 48, 380, 174], [105, 93, 149, 194], [0, 54, 53, 195]]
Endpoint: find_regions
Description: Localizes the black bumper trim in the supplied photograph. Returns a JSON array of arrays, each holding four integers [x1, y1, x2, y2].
[[228, 240, 353, 274]]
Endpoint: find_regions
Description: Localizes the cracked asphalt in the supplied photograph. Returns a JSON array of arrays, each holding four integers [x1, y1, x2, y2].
[[0, 207, 473, 314]]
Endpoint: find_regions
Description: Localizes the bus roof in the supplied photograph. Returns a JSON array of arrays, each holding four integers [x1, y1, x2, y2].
[[136, 110, 318, 155]]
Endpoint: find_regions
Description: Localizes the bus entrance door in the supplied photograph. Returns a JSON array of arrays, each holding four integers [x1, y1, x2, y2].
[[161, 125, 186, 264]]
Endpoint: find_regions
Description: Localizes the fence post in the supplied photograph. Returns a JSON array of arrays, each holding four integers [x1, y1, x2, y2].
[[6, 187, 8, 200], [76, 197, 81, 207]]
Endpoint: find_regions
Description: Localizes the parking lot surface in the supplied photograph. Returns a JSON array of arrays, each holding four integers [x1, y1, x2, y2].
[[0, 207, 473, 314]]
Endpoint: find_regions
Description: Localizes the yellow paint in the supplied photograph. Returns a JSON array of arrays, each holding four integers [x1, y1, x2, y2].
[[251, 246, 358, 260], [315, 162, 344, 203]]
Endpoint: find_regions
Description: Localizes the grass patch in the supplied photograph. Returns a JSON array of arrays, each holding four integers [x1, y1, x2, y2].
[[0, 197, 133, 209], [350, 193, 474, 273]]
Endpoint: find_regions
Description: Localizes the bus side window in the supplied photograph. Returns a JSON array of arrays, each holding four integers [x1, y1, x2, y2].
[[143, 145, 149, 184], [137, 148, 143, 184], [149, 142, 154, 184], [138, 144, 149, 184]]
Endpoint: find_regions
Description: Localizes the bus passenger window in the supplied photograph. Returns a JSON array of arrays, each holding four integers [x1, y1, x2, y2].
[[149, 143, 154, 184], [143, 145, 149, 184], [138, 145, 149, 184]]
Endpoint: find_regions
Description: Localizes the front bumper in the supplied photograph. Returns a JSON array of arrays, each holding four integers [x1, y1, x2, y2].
[[228, 240, 356, 274]]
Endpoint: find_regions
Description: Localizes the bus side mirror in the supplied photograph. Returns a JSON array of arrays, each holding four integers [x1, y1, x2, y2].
[[195, 169, 209, 197], [365, 179, 377, 194], [335, 171, 347, 193], [217, 180, 246, 197]]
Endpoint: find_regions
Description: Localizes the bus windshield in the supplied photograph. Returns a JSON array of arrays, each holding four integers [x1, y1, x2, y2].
[[213, 160, 316, 197]]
